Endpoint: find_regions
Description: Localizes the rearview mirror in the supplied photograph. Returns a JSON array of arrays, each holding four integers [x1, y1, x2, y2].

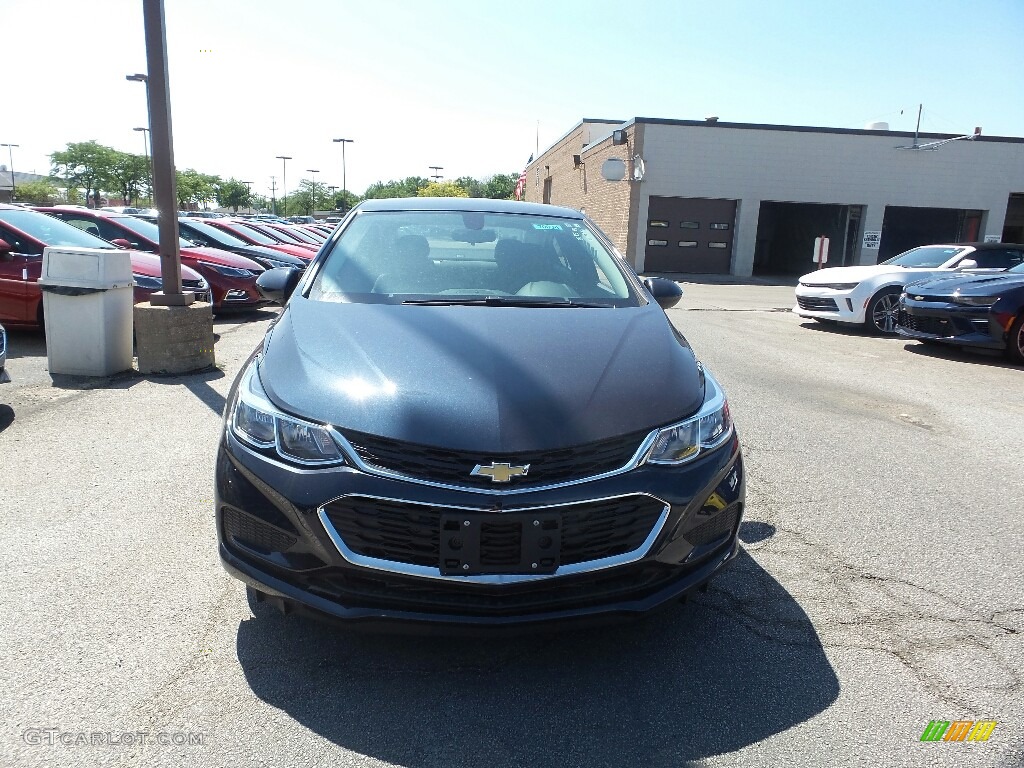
[[451, 228, 496, 244], [955, 258, 979, 270], [643, 277, 683, 309], [256, 267, 302, 304]]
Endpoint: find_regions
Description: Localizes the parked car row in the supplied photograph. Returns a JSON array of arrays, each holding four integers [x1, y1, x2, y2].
[[0, 203, 340, 330], [793, 242, 1024, 363]]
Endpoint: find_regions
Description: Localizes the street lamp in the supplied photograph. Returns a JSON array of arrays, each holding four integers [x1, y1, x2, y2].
[[333, 138, 353, 210], [133, 127, 151, 203], [127, 74, 151, 210], [240, 180, 253, 213], [429, 165, 444, 182], [276, 156, 291, 215], [0, 143, 19, 202], [306, 169, 319, 214]]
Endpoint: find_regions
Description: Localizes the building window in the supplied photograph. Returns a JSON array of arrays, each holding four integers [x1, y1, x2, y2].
[[678, 241, 698, 248], [648, 239, 668, 247], [648, 220, 669, 228], [710, 223, 730, 230], [680, 221, 699, 229], [708, 241, 728, 249]]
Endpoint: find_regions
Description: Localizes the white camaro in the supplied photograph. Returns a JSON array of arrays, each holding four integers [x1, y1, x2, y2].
[[793, 243, 1016, 334]]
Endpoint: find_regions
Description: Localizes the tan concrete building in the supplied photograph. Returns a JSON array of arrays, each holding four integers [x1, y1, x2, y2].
[[524, 118, 1024, 276]]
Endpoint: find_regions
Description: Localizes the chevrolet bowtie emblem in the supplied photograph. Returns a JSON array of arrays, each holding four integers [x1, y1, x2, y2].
[[470, 462, 530, 483]]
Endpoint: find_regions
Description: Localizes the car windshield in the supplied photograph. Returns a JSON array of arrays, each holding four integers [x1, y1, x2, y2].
[[112, 216, 192, 248], [1010, 262, 1024, 273], [181, 219, 247, 247], [881, 245, 967, 268], [227, 223, 278, 245], [308, 210, 638, 307], [0, 209, 116, 249]]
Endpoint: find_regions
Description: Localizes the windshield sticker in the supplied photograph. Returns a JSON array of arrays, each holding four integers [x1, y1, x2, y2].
[[533, 223, 563, 230]]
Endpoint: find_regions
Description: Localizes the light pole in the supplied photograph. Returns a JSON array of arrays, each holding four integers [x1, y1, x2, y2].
[[306, 169, 319, 214], [133, 127, 151, 204], [0, 143, 19, 202], [333, 138, 353, 210], [276, 155, 291, 215], [429, 165, 443, 182], [240, 180, 253, 213]]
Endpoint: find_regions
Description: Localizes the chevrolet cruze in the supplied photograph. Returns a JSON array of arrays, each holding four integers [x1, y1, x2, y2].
[[217, 198, 745, 630]]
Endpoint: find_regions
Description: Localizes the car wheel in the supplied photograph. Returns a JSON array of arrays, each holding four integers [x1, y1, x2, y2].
[[1008, 313, 1024, 365], [865, 288, 902, 335]]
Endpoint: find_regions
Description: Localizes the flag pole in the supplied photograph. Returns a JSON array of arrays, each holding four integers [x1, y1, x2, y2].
[[536, 120, 539, 158]]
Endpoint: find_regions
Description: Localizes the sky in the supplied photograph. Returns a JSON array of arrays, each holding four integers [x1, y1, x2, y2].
[[2, 0, 1022, 200]]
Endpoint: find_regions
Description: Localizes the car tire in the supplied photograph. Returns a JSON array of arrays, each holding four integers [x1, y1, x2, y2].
[[1008, 313, 1024, 365], [865, 288, 902, 335]]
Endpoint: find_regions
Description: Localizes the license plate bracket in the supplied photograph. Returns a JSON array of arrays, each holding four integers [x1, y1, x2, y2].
[[439, 511, 561, 576]]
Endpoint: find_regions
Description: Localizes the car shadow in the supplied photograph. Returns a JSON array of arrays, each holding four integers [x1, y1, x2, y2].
[[796, 320, 903, 340], [2, 327, 47, 360], [902, 341, 1018, 369], [236, 549, 839, 766], [0, 404, 14, 434]]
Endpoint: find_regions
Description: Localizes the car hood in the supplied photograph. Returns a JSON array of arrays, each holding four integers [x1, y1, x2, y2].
[[180, 246, 264, 271], [260, 243, 315, 261], [906, 271, 1024, 296], [799, 264, 939, 284], [258, 299, 705, 452], [128, 249, 204, 281]]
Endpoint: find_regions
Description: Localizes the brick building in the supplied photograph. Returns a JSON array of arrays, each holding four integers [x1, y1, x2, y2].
[[523, 118, 1024, 276]]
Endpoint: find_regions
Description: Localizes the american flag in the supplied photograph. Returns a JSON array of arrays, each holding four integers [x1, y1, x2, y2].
[[513, 154, 533, 200]]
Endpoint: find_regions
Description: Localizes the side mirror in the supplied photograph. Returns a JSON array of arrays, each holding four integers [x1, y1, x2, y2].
[[110, 238, 133, 249], [256, 267, 302, 304], [955, 258, 979, 270], [643, 277, 683, 309]]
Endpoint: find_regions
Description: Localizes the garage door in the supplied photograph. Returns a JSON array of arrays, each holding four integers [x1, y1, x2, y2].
[[644, 196, 736, 273]]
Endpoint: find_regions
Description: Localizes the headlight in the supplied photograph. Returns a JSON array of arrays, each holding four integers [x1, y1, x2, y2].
[[132, 273, 162, 289], [952, 294, 997, 307], [644, 373, 734, 465], [820, 283, 859, 291], [230, 359, 345, 465], [197, 261, 255, 278]]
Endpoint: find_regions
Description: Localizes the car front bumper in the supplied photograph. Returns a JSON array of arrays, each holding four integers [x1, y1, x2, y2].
[[792, 284, 867, 324], [897, 298, 1005, 350], [215, 426, 745, 630]]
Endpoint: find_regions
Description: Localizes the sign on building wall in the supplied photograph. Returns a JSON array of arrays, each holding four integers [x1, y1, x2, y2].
[[863, 231, 882, 249]]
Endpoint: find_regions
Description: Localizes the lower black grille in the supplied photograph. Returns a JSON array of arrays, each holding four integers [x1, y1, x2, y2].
[[796, 296, 839, 311], [222, 507, 297, 553], [898, 311, 961, 337], [340, 428, 649, 489], [684, 506, 740, 548], [322, 495, 666, 572]]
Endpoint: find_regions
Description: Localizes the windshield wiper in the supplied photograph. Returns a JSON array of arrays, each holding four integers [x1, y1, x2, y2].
[[401, 296, 607, 308]]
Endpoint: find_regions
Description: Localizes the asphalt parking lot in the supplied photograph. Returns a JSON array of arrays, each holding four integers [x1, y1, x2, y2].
[[1, 283, 1021, 768]]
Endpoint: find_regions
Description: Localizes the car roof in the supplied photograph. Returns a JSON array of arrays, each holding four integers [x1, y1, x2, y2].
[[355, 197, 584, 218]]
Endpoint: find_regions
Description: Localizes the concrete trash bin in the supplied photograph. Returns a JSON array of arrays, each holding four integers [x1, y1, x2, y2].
[[37, 246, 134, 376]]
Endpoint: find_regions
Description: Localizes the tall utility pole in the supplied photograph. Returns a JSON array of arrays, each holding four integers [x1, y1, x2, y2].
[[0, 143, 19, 202], [333, 138, 353, 210], [276, 156, 291, 215], [429, 165, 444, 182], [270, 176, 277, 215], [306, 169, 319, 214]]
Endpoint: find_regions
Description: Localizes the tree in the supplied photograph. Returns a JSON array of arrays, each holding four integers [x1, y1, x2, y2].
[[330, 189, 359, 212], [362, 176, 430, 199], [484, 173, 518, 200], [13, 178, 59, 205], [50, 140, 116, 207], [289, 178, 330, 215], [455, 176, 486, 197], [417, 181, 469, 198], [175, 169, 220, 209], [216, 178, 251, 212], [105, 151, 150, 206]]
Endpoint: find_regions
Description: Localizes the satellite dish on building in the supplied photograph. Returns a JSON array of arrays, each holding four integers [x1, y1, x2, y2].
[[601, 158, 626, 181]]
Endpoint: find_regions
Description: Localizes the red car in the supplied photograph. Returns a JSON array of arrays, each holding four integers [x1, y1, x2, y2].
[[259, 221, 325, 246], [237, 220, 320, 252], [204, 219, 315, 263], [0, 205, 209, 328], [36, 208, 265, 310]]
